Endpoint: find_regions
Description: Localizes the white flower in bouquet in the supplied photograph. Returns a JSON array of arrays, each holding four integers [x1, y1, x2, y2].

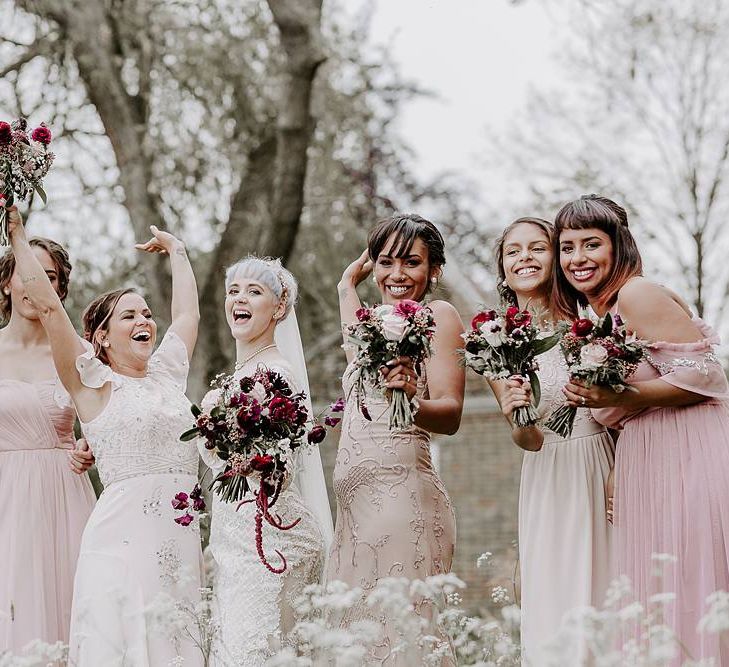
[[579, 343, 609, 369], [381, 312, 409, 341], [372, 304, 394, 317]]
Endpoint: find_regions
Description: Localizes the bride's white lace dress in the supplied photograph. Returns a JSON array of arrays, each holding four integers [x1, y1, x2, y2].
[[203, 361, 326, 667], [67, 331, 204, 666]]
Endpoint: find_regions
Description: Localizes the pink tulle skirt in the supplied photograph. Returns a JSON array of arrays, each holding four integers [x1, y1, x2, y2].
[[0, 448, 96, 653], [615, 400, 729, 664]]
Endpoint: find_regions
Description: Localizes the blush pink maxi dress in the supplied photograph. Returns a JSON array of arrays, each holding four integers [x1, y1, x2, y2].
[[593, 316, 729, 664], [0, 377, 95, 654]]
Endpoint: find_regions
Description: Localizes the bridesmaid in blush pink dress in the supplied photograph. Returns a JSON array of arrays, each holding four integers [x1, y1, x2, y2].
[[328, 214, 465, 666], [553, 194, 729, 664], [0, 237, 95, 654]]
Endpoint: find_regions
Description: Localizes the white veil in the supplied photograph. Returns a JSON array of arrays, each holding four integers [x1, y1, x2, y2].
[[274, 308, 335, 562]]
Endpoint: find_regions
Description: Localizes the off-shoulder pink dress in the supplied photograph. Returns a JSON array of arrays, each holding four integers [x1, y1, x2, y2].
[[593, 317, 729, 664], [0, 378, 95, 653]]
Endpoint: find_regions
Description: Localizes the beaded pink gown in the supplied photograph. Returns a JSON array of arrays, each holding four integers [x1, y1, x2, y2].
[[593, 316, 729, 664], [0, 377, 96, 654], [326, 364, 456, 666]]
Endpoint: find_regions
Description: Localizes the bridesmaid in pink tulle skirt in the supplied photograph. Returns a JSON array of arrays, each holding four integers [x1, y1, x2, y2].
[[0, 238, 96, 655], [552, 194, 729, 664]]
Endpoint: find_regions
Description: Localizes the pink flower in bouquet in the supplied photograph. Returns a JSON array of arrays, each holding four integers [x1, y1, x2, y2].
[[330, 397, 345, 413], [393, 299, 421, 318], [172, 492, 189, 510], [174, 513, 194, 526], [0, 122, 11, 145], [324, 415, 341, 427], [580, 343, 609, 368], [307, 424, 327, 444], [471, 310, 497, 330], [571, 318, 594, 337], [31, 125, 51, 145]]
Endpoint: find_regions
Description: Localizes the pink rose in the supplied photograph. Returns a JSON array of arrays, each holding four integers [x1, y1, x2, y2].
[[393, 299, 421, 318]]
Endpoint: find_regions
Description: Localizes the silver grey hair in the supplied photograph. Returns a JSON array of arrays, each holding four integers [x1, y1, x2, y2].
[[224, 255, 298, 320]]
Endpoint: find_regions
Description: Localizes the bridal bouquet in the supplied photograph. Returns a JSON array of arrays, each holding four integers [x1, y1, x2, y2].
[[460, 306, 562, 427], [544, 312, 645, 437], [344, 299, 436, 430], [176, 368, 342, 573], [0, 118, 54, 246]]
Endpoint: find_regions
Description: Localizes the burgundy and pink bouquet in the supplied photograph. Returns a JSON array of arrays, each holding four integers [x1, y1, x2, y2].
[[460, 305, 562, 427], [0, 118, 54, 246], [344, 299, 436, 430], [544, 312, 645, 437], [176, 368, 342, 573]]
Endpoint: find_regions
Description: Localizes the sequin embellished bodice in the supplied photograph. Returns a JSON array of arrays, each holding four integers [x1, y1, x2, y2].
[[78, 332, 198, 487]]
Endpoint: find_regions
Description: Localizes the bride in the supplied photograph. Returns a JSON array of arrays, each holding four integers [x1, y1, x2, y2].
[[201, 256, 333, 666]]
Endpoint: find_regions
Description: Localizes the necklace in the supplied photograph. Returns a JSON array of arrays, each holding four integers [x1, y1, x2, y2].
[[235, 343, 277, 370]]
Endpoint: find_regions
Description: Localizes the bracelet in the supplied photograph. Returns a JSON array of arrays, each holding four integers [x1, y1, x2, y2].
[[410, 396, 421, 417]]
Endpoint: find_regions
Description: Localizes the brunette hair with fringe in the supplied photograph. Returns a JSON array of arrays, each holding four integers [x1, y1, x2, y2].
[[0, 237, 72, 322], [367, 213, 446, 298], [82, 288, 136, 364], [494, 217, 554, 307], [552, 194, 643, 320]]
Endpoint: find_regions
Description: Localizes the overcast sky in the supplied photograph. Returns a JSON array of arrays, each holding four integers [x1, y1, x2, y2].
[[363, 0, 560, 182]]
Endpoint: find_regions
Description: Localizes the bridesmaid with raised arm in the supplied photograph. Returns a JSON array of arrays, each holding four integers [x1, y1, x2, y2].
[[328, 213, 464, 666], [7, 207, 204, 666], [553, 194, 729, 664], [0, 235, 95, 654], [490, 217, 614, 664]]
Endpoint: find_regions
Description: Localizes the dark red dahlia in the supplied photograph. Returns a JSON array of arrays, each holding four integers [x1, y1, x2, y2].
[[307, 424, 327, 444], [31, 125, 52, 145], [571, 318, 594, 337], [393, 299, 421, 318], [471, 310, 497, 330], [505, 307, 531, 333], [0, 122, 11, 145], [355, 307, 371, 322]]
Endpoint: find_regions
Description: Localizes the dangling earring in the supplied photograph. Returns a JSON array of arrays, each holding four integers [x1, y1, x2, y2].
[[102, 339, 110, 348], [372, 275, 377, 284], [430, 277, 438, 286], [501, 280, 508, 287], [2, 288, 9, 295]]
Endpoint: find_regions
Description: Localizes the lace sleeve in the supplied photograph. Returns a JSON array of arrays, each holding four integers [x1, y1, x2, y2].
[[75, 339, 118, 389], [646, 322, 729, 399], [149, 330, 190, 391]]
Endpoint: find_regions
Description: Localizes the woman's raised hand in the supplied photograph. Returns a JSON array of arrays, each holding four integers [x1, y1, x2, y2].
[[501, 376, 532, 420], [134, 225, 184, 255], [5, 205, 26, 240], [340, 249, 373, 288]]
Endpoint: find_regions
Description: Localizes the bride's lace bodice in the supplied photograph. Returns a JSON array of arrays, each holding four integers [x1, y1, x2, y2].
[[535, 345, 603, 438], [77, 331, 199, 487]]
